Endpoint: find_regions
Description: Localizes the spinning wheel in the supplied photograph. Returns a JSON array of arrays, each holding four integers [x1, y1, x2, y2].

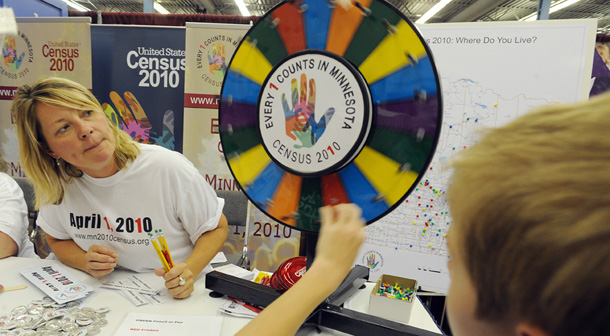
[[219, 0, 442, 232], [210, 2, 444, 335]]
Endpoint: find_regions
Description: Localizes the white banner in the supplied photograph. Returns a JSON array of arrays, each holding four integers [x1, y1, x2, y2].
[[0, 17, 92, 177], [184, 22, 301, 272]]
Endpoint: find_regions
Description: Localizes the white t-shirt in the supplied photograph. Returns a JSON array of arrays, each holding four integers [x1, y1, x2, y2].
[[0, 173, 38, 258], [37, 144, 224, 272]]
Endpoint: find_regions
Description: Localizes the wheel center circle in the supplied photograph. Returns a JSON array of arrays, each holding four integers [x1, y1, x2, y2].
[[258, 51, 372, 176]]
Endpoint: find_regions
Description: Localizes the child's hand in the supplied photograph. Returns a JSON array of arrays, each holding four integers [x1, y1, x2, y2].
[[312, 204, 365, 285]]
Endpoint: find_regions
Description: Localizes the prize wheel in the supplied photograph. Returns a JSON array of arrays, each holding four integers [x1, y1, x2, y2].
[[219, 0, 442, 232]]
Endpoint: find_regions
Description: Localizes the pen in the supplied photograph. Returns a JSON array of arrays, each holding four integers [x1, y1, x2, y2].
[[156, 229, 174, 268], [149, 233, 171, 272], [229, 297, 263, 314], [150, 232, 184, 285]]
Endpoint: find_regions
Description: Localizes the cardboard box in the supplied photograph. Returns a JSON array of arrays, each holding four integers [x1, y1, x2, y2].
[[368, 274, 418, 324]]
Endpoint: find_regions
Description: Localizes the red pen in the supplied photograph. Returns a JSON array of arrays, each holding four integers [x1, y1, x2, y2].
[[229, 297, 263, 314]]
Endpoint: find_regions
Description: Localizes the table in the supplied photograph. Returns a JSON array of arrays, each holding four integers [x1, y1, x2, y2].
[[0, 257, 443, 335]]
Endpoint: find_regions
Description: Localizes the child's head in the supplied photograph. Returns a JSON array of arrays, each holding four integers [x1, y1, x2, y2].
[[446, 93, 610, 336]]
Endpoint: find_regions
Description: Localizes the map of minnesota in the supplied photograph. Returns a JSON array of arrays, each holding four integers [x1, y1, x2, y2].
[[366, 77, 554, 258], [358, 20, 596, 292]]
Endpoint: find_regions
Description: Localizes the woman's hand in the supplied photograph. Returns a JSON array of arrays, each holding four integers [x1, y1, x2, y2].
[[84, 245, 118, 279], [154, 262, 194, 299]]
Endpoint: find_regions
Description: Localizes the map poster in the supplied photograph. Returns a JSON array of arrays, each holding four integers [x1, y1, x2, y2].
[[0, 17, 91, 177], [355, 19, 596, 293]]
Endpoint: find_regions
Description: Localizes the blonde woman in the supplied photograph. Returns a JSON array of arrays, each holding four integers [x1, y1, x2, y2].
[[12, 77, 228, 299]]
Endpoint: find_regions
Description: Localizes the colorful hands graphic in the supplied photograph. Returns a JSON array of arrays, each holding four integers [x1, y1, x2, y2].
[[151, 110, 175, 149], [366, 253, 379, 269], [3, 36, 25, 70], [103, 91, 152, 143], [102, 91, 175, 149], [281, 74, 335, 148], [207, 42, 226, 78]]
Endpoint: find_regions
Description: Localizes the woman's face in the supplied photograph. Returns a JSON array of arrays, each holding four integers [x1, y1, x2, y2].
[[36, 97, 117, 178]]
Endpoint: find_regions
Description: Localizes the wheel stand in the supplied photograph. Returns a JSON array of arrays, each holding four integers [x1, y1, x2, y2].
[[206, 233, 441, 336]]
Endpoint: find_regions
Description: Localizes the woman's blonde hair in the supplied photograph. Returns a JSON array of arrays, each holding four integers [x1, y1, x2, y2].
[[0, 155, 7, 173], [11, 77, 140, 206], [447, 93, 610, 336]]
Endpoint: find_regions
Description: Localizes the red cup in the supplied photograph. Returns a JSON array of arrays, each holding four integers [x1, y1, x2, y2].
[[269, 256, 307, 290]]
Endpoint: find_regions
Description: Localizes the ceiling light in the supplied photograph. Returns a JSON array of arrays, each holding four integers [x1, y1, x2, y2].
[[549, 0, 583, 13], [416, 0, 453, 24], [154, 2, 171, 14], [235, 0, 250, 16], [63, 0, 89, 12], [520, 0, 583, 21]]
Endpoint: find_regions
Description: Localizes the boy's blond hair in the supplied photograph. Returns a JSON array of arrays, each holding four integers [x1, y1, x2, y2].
[[11, 77, 140, 207], [448, 93, 610, 336]]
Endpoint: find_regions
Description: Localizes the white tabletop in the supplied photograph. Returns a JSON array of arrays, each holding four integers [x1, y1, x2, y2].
[[0, 257, 442, 335]]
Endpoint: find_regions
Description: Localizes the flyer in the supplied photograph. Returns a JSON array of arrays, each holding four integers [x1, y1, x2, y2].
[[19, 264, 94, 303], [115, 312, 222, 336]]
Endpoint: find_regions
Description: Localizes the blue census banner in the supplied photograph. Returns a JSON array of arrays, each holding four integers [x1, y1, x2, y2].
[[91, 25, 186, 152]]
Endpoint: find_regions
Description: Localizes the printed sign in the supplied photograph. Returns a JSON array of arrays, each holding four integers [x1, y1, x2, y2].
[[20, 264, 94, 304], [258, 51, 371, 176], [91, 25, 185, 152], [0, 18, 91, 177]]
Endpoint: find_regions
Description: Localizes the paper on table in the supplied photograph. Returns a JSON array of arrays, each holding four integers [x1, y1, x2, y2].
[[211, 252, 228, 263], [101, 274, 160, 295], [218, 299, 258, 318], [213, 264, 255, 280], [115, 312, 222, 336], [19, 264, 94, 303], [102, 275, 166, 307]]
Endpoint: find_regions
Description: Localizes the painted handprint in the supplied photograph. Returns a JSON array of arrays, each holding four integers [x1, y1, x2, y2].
[[2, 36, 25, 70], [282, 74, 335, 148], [103, 91, 152, 143], [207, 42, 226, 78], [367, 253, 379, 269], [303, 105, 335, 146], [102, 91, 175, 149], [149, 109, 175, 149]]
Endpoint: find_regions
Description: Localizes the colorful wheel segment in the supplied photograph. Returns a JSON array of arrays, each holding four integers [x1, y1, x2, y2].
[[219, 0, 442, 232]]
